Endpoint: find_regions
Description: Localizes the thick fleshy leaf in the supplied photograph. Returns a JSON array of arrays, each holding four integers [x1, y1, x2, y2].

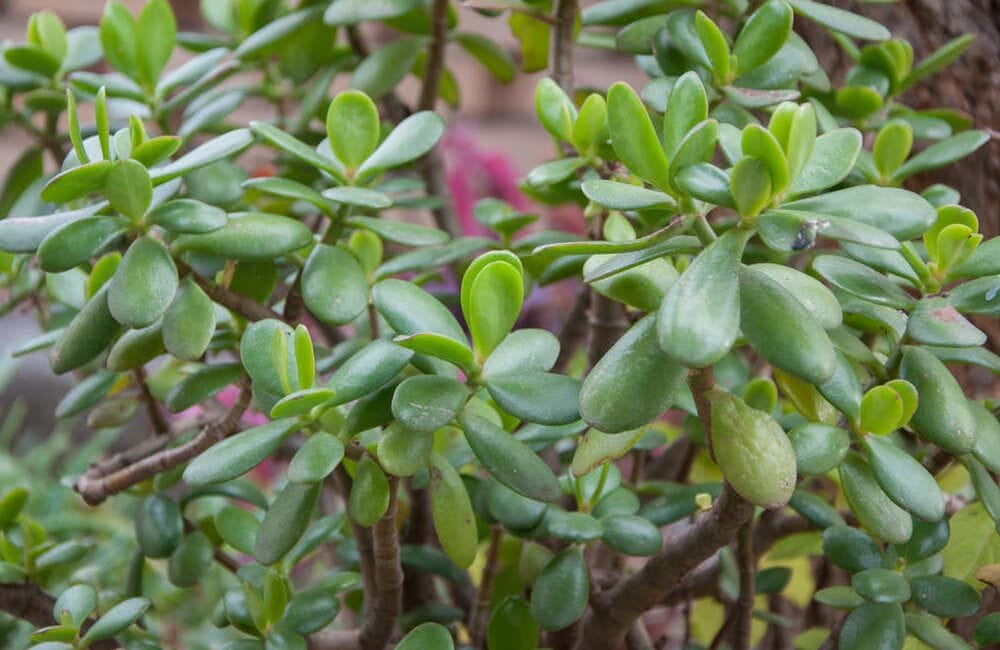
[[730, 156, 772, 217], [839, 602, 905, 650], [345, 216, 448, 247], [288, 433, 344, 484], [455, 32, 516, 83], [396, 623, 454, 650], [865, 435, 945, 522], [530, 548, 588, 631], [459, 411, 561, 502], [0, 204, 104, 254], [322, 187, 390, 210], [790, 0, 890, 40], [822, 525, 885, 573], [751, 263, 842, 329], [349, 455, 389, 527], [255, 482, 320, 565], [351, 35, 427, 100], [757, 210, 899, 252], [899, 346, 975, 454], [580, 315, 686, 433], [465, 260, 523, 358], [173, 213, 312, 261], [488, 596, 539, 650], [148, 199, 227, 234], [430, 453, 477, 568], [851, 569, 911, 603], [234, 5, 327, 60], [906, 296, 986, 347], [733, 0, 793, 74], [535, 77, 577, 142], [662, 71, 708, 160], [41, 161, 113, 203], [215, 506, 258, 556], [357, 111, 444, 179], [55, 370, 118, 419], [106, 159, 151, 221], [392, 375, 467, 432], [812, 255, 915, 309], [673, 163, 734, 208], [165, 363, 242, 412], [302, 244, 368, 326], [134, 0, 174, 87], [38, 215, 127, 273], [325, 340, 414, 406], [891, 130, 990, 184], [81, 598, 150, 644], [249, 122, 344, 180], [394, 332, 475, 373], [740, 265, 837, 385], [151, 129, 255, 183], [183, 418, 299, 486], [271, 388, 336, 419], [742, 124, 789, 194], [108, 237, 177, 327], [135, 493, 182, 558], [607, 82, 670, 190], [326, 90, 380, 172], [658, 228, 748, 367], [53, 584, 97, 627], [378, 423, 433, 477], [50, 287, 121, 374], [783, 186, 935, 240], [910, 575, 981, 618], [786, 128, 863, 198], [485, 371, 581, 425], [162, 277, 215, 360], [601, 515, 662, 556], [372, 279, 466, 343], [840, 453, 912, 544], [482, 329, 559, 377], [787, 423, 849, 475], [580, 179, 675, 211], [168, 531, 213, 588]]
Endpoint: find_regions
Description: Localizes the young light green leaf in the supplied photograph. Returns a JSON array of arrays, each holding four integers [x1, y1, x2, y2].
[[326, 90, 380, 173], [356, 111, 445, 179], [607, 82, 671, 191], [135, 0, 175, 88], [733, 0, 793, 75]]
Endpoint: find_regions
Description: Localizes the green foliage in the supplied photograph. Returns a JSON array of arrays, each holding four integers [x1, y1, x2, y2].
[[0, 0, 995, 648]]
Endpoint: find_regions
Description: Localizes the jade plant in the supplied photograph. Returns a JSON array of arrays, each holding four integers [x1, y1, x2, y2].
[[0, 0, 998, 648]]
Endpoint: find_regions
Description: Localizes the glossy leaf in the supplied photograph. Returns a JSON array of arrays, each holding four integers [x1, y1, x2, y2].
[[397, 622, 454, 650], [786, 128, 862, 198], [37, 214, 127, 273], [784, 186, 935, 241], [866, 435, 944, 522], [135, 493, 182, 558], [907, 296, 986, 347], [302, 244, 368, 326], [108, 236, 177, 328], [173, 213, 312, 261], [607, 82, 670, 190], [430, 453, 477, 568], [162, 277, 215, 361], [255, 482, 320, 565], [50, 287, 121, 374], [183, 418, 299, 486], [840, 453, 912, 544], [81, 598, 150, 644], [899, 346, 975, 454], [730, 156, 772, 217], [372, 278, 467, 344], [485, 371, 581, 425], [349, 456, 390, 527], [733, 0, 793, 74], [790, 0, 890, 40], [326, 90, 380, 172], [839, 602, 905, 650], [812, 255, 915, 309], [891, 130, 990, 184], [148, 199, 227, 234], [787, 423, 849, 475], [325, 340, 414, 406], [392, 375, 467, 432], [530, 547, 588, 631]]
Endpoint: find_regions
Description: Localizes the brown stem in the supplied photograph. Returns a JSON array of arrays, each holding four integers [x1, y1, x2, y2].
[[74, 381, 251, 505], [469, 525, 503, 646], [419, 0, 449, 112], [177, 260, 283, 322], [132, 367, 169, 435], [554, 284, 590, 373], [358, 476, 403, 650], [283, 271, 306, 324], [732, 520, 755, 650], [401, 485, 437, 613], [574, 368, 754, 650], [0, 582, 117, 650], [586, 214, 629, 370], [84, 410, 216, 479], [550, 0, 578, 93]]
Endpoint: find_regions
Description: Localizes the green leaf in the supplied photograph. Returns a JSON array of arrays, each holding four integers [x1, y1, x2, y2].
[[607, 82, 670, 191], [840, 453, 912, 544], [839, 602, 905, 650], [162, 277, 215, 361], [789, 0, 890, 40], [571, 93, 607, 154], [165, 363, 241, 412], [0, 147, 44, 218], [910, 575, 981, 618], [325, 340, 414, 406], [970, 400, 1000, 474], [378, 423, 433, 477], [81, 598, 150, 644], [668, 119, 718, 185], [658, 228, 748, 367], [488, 596, 539, 650], [324, 0, 422, 25], [135, 0, 175, 88], [873, 120, 913, 179], [394, 333, 475, 374], [903, 33, 975, 91], [812, 255, 915, 309], [673, 163, 735, 209], [350, 36, 427, 100], [255, 482, 320, 565], [709, 387, 797, 509], [301, 244, 369, 326], [168, 531, 213, 588], [851, 568, 911, 604], [234, 5, 325, 60], [485, 371, 581, 425], [890, 130, 990, 184], [41, 160, 113, 203], [53, 584, 97, 627], [866, 435, 945, 522], [488, 479, 548, 530], [572, 429, 646, 478], [135, 493, 182, 558], [466, 260, 524, 359], [742, 124, 789, 195], [322, 186, 393, 210], [899, 346, 976, 455], [356, 111, 445, 179], [37, 214, 126, 273], [326, 91, 380, 173], [814, 586, 865, 609], [215, 506, 258, 556], [55, 370, 118, 419], [580, 315, 686, 433], [741, 265, 836, 385], [288, 433, 344, 484], [459, 411, 561, 502], [249, 122, 344, 180], [662, 71, 708, 160], [98, 1, 137, 79], [107, 236, 177, 328], [482, 329, 559, 377], [942, 502, 1000, 587], [600, 514, 662, 556], [787, 423, 849, 475], [173, 213, 313, 261], [786, 128, 862, 198], [860, 386, 904, 436], [975, 613, 1000, 647], [695, 11, 730, 84], [580, 179, 675, 211], [509, 10, 550, 72], [107, 161, 152, 224], [907, 296, 985, 347], [345, 216, 448, 247], [545, 510, 603, 543], [183, 418, 299, 486], [271, 388, 336, 419], [730, 156, 772, 217], [750, 263, 841, 329], [392, 375, 467, 432], [148, 199, 227, 234], [349, 455, 390, 527], [50, 286, 121, 374], [397, 622, 454, 650], [372, 279, 467, 344], [733, 0, 793, 74], [430, 453, 477, 569], [530, 547, 588, 631], [822, 525, 884, 572], [151, 129, 255, 183], [4, 45, 61, 77], [454, 32, 515, 83]]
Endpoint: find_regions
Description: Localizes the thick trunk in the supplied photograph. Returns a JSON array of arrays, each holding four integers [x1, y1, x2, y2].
[[799, 0, 999, 233]]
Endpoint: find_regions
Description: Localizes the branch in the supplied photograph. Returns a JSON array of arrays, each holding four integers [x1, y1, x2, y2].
[[132, 367, 169, 435], [554, 284, 590, 373], [177, 260, 283, 322], [419, 0, 449, 112], [550, 0, 578, 93], [75, 381, 251, 506], [733, 520, 755, 650], [0, 582, 117, 650], [574, 368, 754, 650], [469, 525, 503, 646]]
